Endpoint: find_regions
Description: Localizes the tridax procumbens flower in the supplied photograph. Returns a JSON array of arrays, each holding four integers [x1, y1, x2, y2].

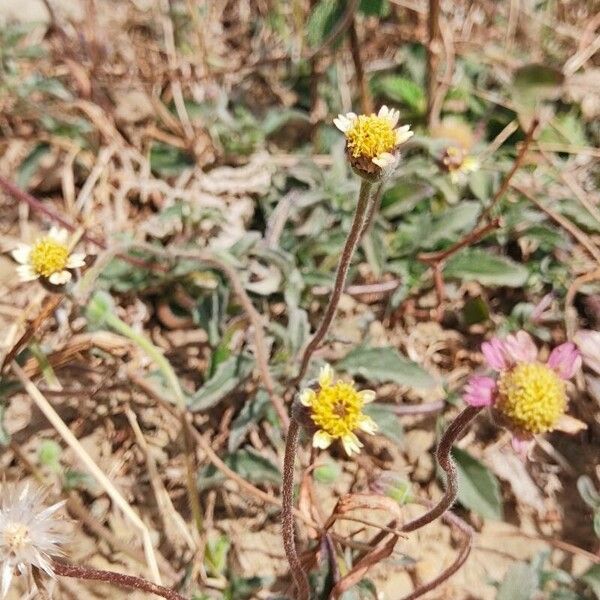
[[0, 482, 67, 597], [11, 227, 85, 285], [464, 331, 582, 452], [334, 106, 413, 179], [440, 145, 479, 184], [299, 364, 378, 456]]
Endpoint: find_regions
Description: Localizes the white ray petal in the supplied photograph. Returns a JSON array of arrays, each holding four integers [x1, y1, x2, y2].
[[48, 270, 72, 285], [312, 430, 333, 449], [16, 265, 39, 282], [66, 253, 86, 268], [11, 244, 31, 265]]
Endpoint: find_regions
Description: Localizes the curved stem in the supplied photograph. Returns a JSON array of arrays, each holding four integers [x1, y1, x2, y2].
[[402, 406, 482, 532], [281, 420, 310, 600], [296, 180, 373, 383], [52, 560, 187, 600], [400, 510, 473, 600]]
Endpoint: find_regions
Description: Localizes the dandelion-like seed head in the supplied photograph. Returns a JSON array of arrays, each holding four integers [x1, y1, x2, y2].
[[497, 362, 566, 434], [334, 106, 413, 180], [11, 227, 86, 286], [0, 483, 67, 598], [299, 365, 378, 456]]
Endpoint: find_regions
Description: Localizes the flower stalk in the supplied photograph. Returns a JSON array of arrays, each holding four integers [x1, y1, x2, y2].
[[295, 179, 373, 383], [281, 419, 310, 600], [52, 560, 187, 600], [402, 405, 482, 532]]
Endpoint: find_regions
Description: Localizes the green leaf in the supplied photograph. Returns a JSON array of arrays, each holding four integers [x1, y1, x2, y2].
[[228, 390, 271, 452], [149, 142, 194, 177], [381, 179, 434, 219], [462, 296, 490, 325], [38, 440, 62, 472], [512, 63, 564, 121], [314, 460, 341, 484], [359, 0, 390, 17], [306, 0, 345, 48], [18, 143, 50, 188], [577, 475, 600, 509], [204, 534, 230, 577], [497, 562, 539, 600], [337, 346, 437, 388], [363, 403, 402, 442], [445, 249, 528, 287], [581, 564, 600, 599], [452, 446, 503, 520], [198, 449, 281, 488], [373, 75, 426, 113], [188, 354, 254, 411]]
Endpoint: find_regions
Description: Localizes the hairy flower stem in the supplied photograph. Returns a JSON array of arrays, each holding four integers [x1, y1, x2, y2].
[[402, 406, 482, 532], [281, 419, 310, 600], [52, 560, 187, 600], [100, 310, 203, 535], [296, 180, 373, 383]]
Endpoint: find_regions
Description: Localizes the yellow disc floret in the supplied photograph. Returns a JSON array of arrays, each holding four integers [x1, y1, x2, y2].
[[346, 115, 397, 159], [29, 238, 69, 278], [497, 362, 566, 434], [311, 381, 365, 438]]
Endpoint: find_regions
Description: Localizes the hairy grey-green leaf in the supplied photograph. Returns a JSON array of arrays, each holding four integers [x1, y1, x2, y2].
[[188, 354, 254, 411], [497, 562, 539, 600], [452, 446, 503, 520], [445, 248, 528, 287], [337, 346, 437, 388]]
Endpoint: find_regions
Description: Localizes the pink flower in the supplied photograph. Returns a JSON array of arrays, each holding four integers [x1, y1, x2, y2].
[[573, 330, 600, 375], [463, 375, 496, 407], [463, 330, 584, 454]]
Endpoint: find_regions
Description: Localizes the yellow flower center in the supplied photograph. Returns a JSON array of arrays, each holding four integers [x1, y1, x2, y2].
[[29, 238, 69, 277], [310, 381, 365, 439], [497, 362, 566, 434], [346, 115, 396, 159], [3, 522, 30, 554]]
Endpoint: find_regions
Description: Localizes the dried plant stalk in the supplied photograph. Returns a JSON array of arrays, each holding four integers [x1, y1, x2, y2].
[[11, 362, 162, 584]]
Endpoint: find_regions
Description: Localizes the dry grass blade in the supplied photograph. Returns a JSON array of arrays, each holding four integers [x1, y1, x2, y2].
[[11, 362, 162, 585], [125, 406, 197, 552]]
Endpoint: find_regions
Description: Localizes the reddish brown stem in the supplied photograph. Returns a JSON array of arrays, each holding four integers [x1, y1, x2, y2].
[[52, 560, 187, 600], [426, 0, 441, 127], [402, 405, 482, 532], [356, 405, 482, 565], [479, 117, 539, 223], [281, 420, 311, 600], [418, 218, 501, 265], [400, 506, 473, 600], [296, 180, 372, 384], [348, 17, 372, 115]]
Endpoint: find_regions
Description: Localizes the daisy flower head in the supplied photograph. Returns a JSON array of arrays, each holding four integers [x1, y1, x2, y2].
[[463, 331, 582, 453], [440, 145, 479, 185], [334, 106, 413, 181], [298, 364, 378, 456], [0, 482, 67, 597], [11, 227, 85, 286]]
